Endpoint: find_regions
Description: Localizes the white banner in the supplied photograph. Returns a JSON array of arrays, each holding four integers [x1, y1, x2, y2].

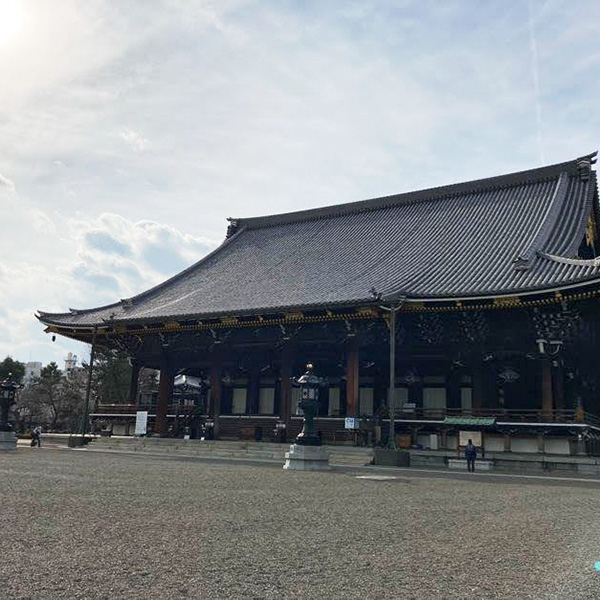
[[135, 411, 148, 436]]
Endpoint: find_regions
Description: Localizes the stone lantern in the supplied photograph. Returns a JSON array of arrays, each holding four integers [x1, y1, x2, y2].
[[293, 363, 323, 446], [0, 373, 20, 451], [283, 363, 330, 471]]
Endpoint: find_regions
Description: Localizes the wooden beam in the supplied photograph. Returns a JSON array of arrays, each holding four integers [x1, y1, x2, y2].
[[210, 363, 222, 437], [128, 362, 141, 406], [280, 345, 293, 428], [154, 366, 173, 435], [541, 358, 553, 419]]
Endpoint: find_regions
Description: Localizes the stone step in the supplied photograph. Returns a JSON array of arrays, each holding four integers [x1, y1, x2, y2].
[[91, 437, 373, 465]]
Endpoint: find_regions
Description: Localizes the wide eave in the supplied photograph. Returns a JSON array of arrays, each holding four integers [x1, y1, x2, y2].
[[38, 153, 600, 331]]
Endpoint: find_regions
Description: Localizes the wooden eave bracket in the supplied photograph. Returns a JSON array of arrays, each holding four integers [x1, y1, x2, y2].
[[284, 311, 303, 321], [355, 306, 378, 317], [493, 296, 521, 307]]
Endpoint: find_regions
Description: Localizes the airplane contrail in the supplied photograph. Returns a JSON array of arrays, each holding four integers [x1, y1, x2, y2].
[[528, 0, 545, 165]]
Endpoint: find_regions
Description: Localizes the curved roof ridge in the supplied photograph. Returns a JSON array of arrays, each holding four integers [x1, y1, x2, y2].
[[513, 171, 570, 271], [234, 153, 596, 230], [37, 226, 247, 323], [538, 252, 600, 267], [123, 226, 246, 306], [36, 301, 121, 319]]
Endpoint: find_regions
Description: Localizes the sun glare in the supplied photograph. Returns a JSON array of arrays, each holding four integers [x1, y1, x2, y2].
[[0, 0, 25, 46]]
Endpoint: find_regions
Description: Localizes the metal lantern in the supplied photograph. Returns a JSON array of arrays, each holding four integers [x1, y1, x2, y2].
[[0, 374, 20, 431], [292, 363, 324, 446]]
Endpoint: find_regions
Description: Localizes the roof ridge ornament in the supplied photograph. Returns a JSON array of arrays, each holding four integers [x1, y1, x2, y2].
[[577, 152, 597, 181], [226, 218, 239, 238]]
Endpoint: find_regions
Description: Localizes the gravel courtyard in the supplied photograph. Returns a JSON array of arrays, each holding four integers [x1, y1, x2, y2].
[[1, 449, 600, 599]]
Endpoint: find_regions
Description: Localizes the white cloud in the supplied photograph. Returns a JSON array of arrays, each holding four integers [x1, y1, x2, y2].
[[0, 192, 217, 366], [119, 129, 150, 151], [0, 0, 599, 366], [0, 171, 14, 190]]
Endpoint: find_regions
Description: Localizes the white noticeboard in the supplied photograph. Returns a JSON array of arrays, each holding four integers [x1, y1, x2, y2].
[[459, 430, 482, 447], [135, 411, 148, 436], [345, 417, 358, 430]]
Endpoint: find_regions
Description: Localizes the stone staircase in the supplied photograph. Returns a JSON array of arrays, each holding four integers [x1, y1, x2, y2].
[[91, 437, 373, 466]]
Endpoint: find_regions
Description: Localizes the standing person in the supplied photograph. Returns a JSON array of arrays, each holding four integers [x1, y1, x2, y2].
[[465, 438, 476, 472], [31, 426, 41, 448]]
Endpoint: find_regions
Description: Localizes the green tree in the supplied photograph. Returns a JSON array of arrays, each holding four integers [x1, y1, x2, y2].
[[85, 347, 132, 405], [22, 362, 85, 431], [0, 356, 25, 383], [138, 367, 159, 400]]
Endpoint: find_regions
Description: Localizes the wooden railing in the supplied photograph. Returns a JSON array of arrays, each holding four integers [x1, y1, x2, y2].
[[394, 407, 600, 427], [92, 404, 600, 428], [92, 403, 203, 416]]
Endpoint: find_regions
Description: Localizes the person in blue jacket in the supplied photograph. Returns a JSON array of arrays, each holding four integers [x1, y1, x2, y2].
[[465, 439, 477, 472]]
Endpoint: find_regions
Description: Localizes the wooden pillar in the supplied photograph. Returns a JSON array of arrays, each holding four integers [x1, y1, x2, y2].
[[128, 362, 141, 406], [280, 346, 293, 428], [154, 366, 173, 435], [373, 370, 387, 415], [553, 363, 565, 412], [409, 380, 423, 409], [537, 433, 545, 453], [345, 339, 359, 418], [446, 371, 461, 411], [210, 363, 222, 437], [247, 367, 260, 415], [440, 429, 448, 449], [541, 358, 554, 419], [472, 364, 484, 413]]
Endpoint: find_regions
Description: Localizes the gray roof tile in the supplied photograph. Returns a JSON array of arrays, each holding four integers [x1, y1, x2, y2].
[[38, 153, 600, 327]]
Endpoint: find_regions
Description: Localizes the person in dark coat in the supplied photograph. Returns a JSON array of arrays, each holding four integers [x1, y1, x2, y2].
[[465, 438, 476, 472], [30, 426, 41, 448]]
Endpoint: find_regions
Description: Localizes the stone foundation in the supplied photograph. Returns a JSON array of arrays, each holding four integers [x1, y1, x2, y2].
[[0, 431, 17, 451], [283, 443, 330, 471]]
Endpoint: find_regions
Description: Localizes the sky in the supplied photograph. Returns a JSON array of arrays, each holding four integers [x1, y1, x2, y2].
[[0, 0, 599, 369]]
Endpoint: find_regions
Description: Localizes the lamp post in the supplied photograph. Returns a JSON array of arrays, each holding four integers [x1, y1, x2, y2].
[[0, 373, 20, 451], [81, 327, 97, 442], [370, 289, 405, 449]]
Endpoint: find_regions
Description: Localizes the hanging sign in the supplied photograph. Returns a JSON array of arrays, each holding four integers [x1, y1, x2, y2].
[[135, 411, 148, 436]]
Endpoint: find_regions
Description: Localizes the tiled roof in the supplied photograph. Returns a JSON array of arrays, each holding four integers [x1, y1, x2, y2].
[[38, 153, 600, 328]]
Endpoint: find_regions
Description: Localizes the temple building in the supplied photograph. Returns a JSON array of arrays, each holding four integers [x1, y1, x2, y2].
[[38, 152, 600, 456]]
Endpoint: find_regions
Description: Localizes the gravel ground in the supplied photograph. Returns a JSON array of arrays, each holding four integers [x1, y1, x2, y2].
[[1, 449, 600, 599]]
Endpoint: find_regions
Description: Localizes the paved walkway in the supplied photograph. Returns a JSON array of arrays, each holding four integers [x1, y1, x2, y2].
[[17, 438, 600, 487]]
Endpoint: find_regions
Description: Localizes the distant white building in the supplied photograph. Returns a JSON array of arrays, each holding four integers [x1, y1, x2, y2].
[[64, 352, 78, 374], [24, 361, 42, 386]]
